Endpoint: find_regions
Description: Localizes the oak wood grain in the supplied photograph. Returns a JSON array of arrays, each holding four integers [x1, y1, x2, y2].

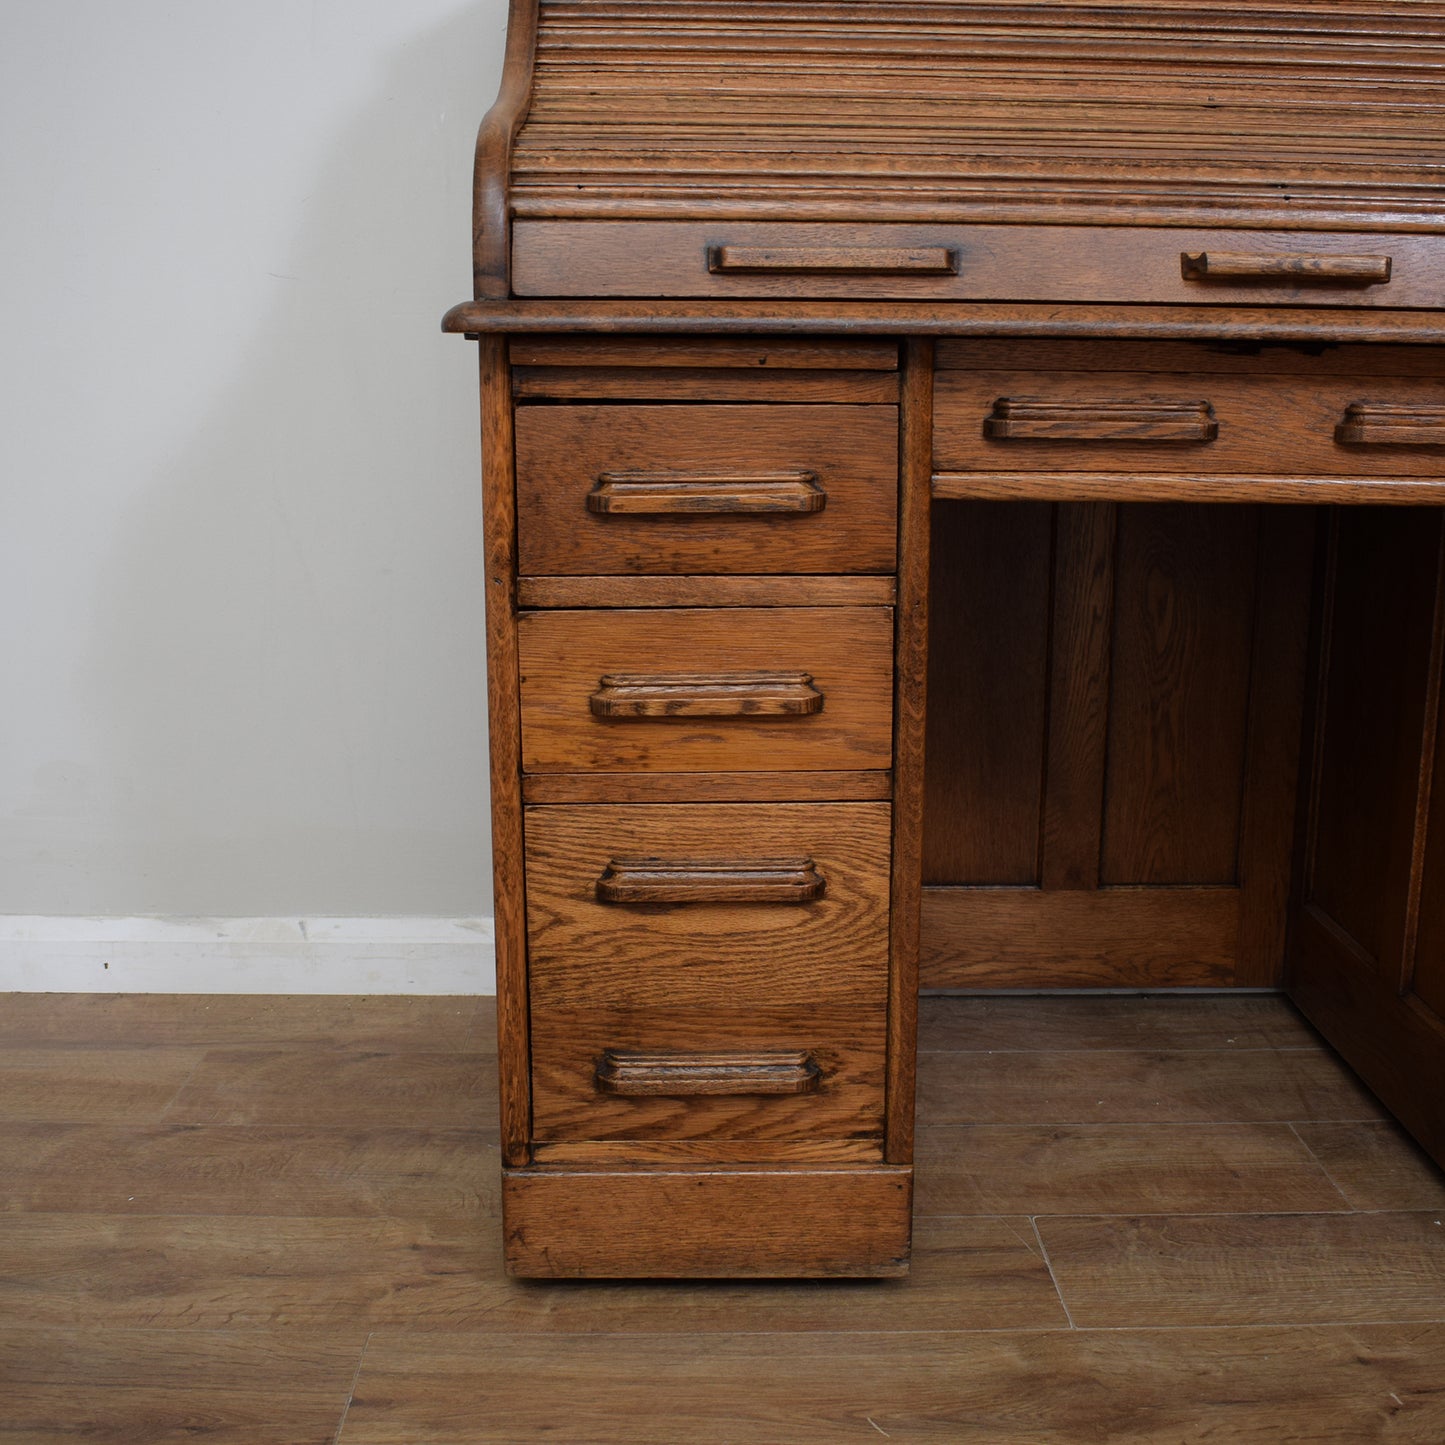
[[1292, 1122, 1445, 1212], [502, 1165, 911, 1277], [507, 336, 899, 370], [515, 574, 896, 609], [515, 404, 898, 577], [513, 365, 901, 402], [518, 606, 894, 774], [0, 1049, 205, 1125], [520, 768, 891, 804], [525, 802, 889, 1008], [920, 885, 1241, 990]]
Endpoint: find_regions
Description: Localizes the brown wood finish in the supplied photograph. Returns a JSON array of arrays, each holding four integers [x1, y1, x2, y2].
[[515, 574, 896, 609], [448, 298, 1445, 345], [937, 369, 1445, 477], [921, 886, 1240, 990], [502, 1166, 911, 1278], [515, 404, 898, 576], [512, 365, 901, 402], [524, 802, 890, 1011], [517, 606, 894, 774], [478, 336, 531, 1168], [449, 0, 1445, 1275], [512, 223, 1445, 307], [520, 769, 891, 805]]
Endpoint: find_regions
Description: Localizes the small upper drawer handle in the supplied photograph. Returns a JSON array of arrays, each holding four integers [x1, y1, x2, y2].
[[595, 1047, 823, 1096], [1182, 251, 1393, 284], [588, 470, 826, 516], [1336, 402, 1445, 447], [709, 244, 959, 276], [590, 670, 824, 719], [596, 856, 827, 906], [984, 397, 1218, 444]]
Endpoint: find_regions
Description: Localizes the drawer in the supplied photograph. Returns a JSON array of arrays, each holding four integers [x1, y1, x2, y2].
[[517, 607, 894, 774], [935, 371, 1445, 476], [512, 221, 1445, 309], [515, 404, 898, 576], [525, 801, 890, 1145]]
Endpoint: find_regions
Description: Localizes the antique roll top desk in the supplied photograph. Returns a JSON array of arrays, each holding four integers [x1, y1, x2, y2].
[[444, 0, 1445, 1278]]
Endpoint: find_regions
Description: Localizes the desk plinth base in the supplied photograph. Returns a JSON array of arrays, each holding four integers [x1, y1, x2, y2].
[[502, 1165, 913, 1278]]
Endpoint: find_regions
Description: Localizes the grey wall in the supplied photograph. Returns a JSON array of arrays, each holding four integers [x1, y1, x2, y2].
[[1, 0, 510, 916]]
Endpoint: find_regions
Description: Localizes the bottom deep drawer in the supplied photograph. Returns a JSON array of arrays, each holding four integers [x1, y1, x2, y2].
[[524, 801, 891, 1148]]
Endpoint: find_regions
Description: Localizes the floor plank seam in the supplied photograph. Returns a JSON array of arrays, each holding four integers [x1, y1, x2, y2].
[[1028, 1216, 1077, 1329], [332, 1329, 373, 1445], [1284, 1120, 1374, 1210]]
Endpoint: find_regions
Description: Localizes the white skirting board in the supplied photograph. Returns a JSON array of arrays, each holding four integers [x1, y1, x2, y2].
[[0, 917, 496, 994]]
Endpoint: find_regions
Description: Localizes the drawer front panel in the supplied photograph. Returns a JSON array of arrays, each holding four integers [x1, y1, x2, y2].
[[515, 404, 898, 576], [518, 607, 894, 773], [525, 801, 890, 1144], [513, 221, 1445, 309], [935, 371, 1445, 476]]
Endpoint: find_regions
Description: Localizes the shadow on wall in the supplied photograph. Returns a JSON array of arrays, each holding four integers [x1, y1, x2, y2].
[[88, 3, 505, 916]]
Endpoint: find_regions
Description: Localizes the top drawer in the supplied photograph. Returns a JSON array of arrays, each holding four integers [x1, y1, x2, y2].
[[512, 222, 1445, 309], [516, 404, 898, 576]]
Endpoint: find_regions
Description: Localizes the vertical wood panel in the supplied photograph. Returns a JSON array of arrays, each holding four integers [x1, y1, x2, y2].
[[887, 338, 930, 1165], [1102, 505, 1258, 887], [922, 501, 1051, 885], [1307, 510, 1442, 971], [480, 336, 531, 1166], [1041, 503, 1116, 891], [1236, 509, 1317, 986]]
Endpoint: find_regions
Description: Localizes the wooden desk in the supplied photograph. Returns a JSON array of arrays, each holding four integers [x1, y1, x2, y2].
[[445, 0, 1445, 1278]]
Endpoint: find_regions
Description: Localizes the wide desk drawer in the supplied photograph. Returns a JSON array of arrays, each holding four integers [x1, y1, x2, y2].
[[935, 370, 1445, 476], [525, 801, 890, 1148], [516, 403, 898, 576], [512, 221, 1445, 309], [517, 606, 894, 774]]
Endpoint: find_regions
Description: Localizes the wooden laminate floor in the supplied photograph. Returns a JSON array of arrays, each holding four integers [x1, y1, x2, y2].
[[1, 993, 1443, 1442]]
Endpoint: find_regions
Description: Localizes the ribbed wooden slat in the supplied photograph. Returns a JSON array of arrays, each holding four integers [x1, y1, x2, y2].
[[507, 0, 1445, 226]]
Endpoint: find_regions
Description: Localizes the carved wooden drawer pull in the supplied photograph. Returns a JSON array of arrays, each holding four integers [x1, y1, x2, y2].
[[1336, 402, 1445, 447], [587, 470, 827, 515], [709, 244, 959, 276], [589, 671, 824, 718], [595, 1048, 823, 1096], [984, 397, 1218, 443], [595, 856, 826, 905], [1182, 251, 1393, 284]]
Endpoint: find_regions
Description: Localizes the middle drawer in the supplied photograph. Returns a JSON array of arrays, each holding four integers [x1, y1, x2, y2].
[[518, 606, 895, 774]]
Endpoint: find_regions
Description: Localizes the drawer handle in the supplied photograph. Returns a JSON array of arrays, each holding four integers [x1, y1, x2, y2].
[[984, 397, 1218, 444], [596, 856, 827, 906], [1181, 251, 1393, 284], [588, 470, 826, 516], [1336, 402, 1445, 447], [589, 671, 824, 719], [709, 244, 958, 276], [596, 1048, 823, 1097]]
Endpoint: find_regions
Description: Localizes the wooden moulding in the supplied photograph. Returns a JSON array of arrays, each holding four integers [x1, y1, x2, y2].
[[471, 0, 538, 297], [477, 336, 530, 1166], [594, 1049, 822, 1097], [709, 245, 959, 276], [1182, 251, 1393, 284], [1336, 402, 1445, 447], [515, 576, 897, 610], [441, 299, 1445, 345], [520, 770, 892, 805], [588, 671, 825, 719], [982, 397, 1218, 443], [920, 886, 1241, 991], [932, 472, 1445, 505], [502, 1166, 912, 1278], [587, 470, 826, 516], [594, 856, 825, 906]]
